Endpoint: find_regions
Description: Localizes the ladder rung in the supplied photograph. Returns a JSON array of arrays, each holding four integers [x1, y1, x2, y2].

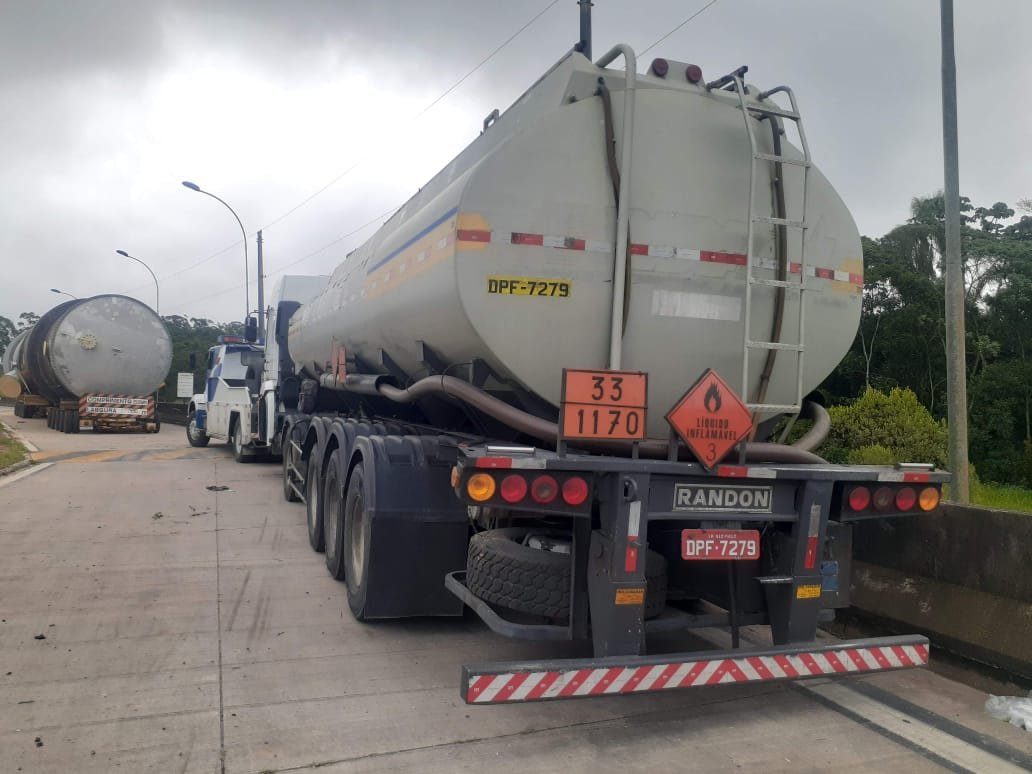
[[753, 216, 806, 229], [753, 152, 811, 167], [746, 341, 804, 352], [748, 105, 800, 120], [749, 277, 802, 290], [748, 404, 802, 414]]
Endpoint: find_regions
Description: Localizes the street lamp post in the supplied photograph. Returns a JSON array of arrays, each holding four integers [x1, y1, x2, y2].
[[181, 181, 250, 331], [50, 288, 78, 300], [115, 250, 160, 315]]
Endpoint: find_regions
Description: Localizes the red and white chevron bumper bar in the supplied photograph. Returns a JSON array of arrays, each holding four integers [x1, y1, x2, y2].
[[462, 635, 929, 704]]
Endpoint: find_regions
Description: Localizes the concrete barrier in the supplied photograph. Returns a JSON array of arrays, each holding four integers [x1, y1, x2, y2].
[[850, 503, 1032, 678]]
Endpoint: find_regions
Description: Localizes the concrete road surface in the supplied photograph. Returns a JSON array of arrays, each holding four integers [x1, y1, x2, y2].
[[2, 408, 1031, 773]]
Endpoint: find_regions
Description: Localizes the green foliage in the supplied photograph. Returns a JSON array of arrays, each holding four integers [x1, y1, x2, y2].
[[0, 315, 14, 358], [821, 193, 1032, 485], [845, 444, 895, 466], [0, 423, 27, 471], [159, 316, 244, 402], [821, 387, 947, 467]]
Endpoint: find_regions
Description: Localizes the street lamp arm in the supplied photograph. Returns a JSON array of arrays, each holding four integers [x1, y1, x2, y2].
[[115, 250, 160, 316], [181, 181, 250, 323]]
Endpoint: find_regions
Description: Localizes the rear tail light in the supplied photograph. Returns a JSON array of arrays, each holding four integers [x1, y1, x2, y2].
[[895, 487, 917, 511], [847, 486, 871, 511], [531, 475, 559, 504], [919, 487, 940, 511], [467, 473, 496, 502], [872, 487, 894, 511], [651, 58, 669, 77], [561, 477, 590, 506], [499, 474, 528, 504], [685, 64, 703, 84]]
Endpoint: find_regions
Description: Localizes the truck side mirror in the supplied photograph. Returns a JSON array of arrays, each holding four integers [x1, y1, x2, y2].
[[189, 353, 197, 370], [244, 317, 258, 343]]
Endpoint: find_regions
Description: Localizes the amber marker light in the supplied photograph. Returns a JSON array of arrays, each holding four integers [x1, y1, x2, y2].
[[467, 473, 496, 502], [918, 487, 941, 511]]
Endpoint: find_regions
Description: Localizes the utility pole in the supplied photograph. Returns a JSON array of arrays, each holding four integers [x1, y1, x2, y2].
[[257, 230, 266, 342], [941, 0, 969, 502]]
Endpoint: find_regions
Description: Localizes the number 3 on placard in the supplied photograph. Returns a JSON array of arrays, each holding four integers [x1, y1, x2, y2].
[[706, 442, 717, 462], [590, 375, 624, 402]]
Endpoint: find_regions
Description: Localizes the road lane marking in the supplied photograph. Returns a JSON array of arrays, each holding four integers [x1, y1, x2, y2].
[[28, 448, 220, 464], [800, 679, 1030, 774]]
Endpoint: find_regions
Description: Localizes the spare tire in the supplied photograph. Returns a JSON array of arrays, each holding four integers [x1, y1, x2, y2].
[[467, 528, 667, 620]]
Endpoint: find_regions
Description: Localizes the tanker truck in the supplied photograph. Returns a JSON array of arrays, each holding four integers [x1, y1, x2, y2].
[[0, 295, 172, 433], [245, 39, 947, 704]]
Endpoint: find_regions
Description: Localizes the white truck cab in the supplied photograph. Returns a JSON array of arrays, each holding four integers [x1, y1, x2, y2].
[[186, 337, 266, 460], [186, 275, 329, 462]]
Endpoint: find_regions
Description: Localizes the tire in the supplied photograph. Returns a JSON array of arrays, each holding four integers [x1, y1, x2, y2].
[[59, 410, 70, 433], [305, 451, 325, 552], [467, 529, 668, 620], [467, 528, 572, 619], [13, 402, 24, 418], [231, 419, 252, 463], [69, 411, 80, 434], [186, 412, 210, 447], [343, 462, 372, 620], [282, 432, 301, 502], [323, 449, 346, 579]]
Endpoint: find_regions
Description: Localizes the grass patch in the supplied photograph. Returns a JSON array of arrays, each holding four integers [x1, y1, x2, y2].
[[969, 479, 1032, 513], [0, 422, 28, 471], [945, 477, 1032, 513]]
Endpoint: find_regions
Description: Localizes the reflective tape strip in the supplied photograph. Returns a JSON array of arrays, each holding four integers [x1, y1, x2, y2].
[[465, 643, 929, 703], [876, 471, 933, 482], [459, 228, 861, 285]]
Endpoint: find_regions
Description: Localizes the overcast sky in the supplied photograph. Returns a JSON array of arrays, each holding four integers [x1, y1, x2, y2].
[[2, 0, 1029, 325]]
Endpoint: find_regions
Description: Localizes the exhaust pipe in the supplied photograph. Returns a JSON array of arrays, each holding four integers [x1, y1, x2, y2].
[[577, 0, 593, 59]]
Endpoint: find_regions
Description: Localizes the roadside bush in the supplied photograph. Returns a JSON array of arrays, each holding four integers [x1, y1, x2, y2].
[[845, 444, 896, 466], [821, 387, 948, 466]]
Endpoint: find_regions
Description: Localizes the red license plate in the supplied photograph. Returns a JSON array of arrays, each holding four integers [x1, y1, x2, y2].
[[681, 529, 760, 560]]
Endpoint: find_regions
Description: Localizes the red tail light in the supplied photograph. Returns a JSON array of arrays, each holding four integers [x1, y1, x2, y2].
[[847, 486, 871, 511], [561, 477, 589, 506], [895, 487, 917, 511], [531, 475, 559, 504], [499, 474, 528, 504]]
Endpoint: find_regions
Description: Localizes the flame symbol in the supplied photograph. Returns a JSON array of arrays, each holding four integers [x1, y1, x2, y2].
[[704, 383, 722, 413]]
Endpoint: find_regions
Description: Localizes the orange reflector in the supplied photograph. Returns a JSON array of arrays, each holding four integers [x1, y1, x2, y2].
[[450, 467, 460, 489], [919, 487, 940, 511], [467, 473, 496, 502]]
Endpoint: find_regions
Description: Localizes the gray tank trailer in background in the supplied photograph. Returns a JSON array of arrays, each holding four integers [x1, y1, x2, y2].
[[0, 295, 172, 433]]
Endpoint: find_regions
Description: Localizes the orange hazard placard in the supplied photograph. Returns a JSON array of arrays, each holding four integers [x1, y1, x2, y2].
[[666, 369, 752, 469], [559, 369, 647, 442]]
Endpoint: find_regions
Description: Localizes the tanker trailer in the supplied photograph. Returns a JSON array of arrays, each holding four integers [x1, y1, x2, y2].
[[274, 38, 948, 704], [0, 295, 172, 433]]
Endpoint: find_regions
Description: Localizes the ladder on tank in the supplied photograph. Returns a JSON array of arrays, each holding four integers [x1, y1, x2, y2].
[[729, 72, 813, 416]]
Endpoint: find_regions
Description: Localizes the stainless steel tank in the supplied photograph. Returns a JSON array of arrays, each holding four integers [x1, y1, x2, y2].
[[2, 295, 172, 402], [288, 49, 863, 437]]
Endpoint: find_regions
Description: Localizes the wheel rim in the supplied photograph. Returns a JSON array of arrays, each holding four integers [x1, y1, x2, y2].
[[348, 482, 366, 580], [234, 425, 242, 453], [324, 468, 340, 554], [188, 418, 202, 442], [307, 466, 320, 532]]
